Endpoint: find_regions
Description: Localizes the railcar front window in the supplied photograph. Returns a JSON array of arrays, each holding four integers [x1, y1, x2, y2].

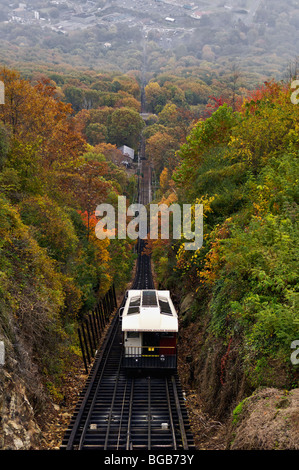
[[127, 332, 139, 338]]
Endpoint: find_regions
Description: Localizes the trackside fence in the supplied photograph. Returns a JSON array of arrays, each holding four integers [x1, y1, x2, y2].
[[78, 284, 117, 373]]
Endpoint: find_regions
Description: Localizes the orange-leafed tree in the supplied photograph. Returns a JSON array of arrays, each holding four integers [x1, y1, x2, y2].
[[0, 68, 86, 170], [146, 130, 179, 174], [62, 159, 111, 239]]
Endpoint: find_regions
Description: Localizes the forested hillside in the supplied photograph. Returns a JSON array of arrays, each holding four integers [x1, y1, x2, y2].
[[0, 50, 298, 449], [0, 0, 299, 86], [0, 68, 140, 447], [147, 80, 299, 436]]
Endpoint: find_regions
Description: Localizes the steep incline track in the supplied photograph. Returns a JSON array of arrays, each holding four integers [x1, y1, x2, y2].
[[61, 161, 194, 451]]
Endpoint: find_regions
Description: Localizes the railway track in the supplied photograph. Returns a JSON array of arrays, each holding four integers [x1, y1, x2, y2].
[[61, 161, 195, 451]]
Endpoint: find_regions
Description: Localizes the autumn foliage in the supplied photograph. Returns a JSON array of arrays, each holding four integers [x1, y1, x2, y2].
[[0, 67, 137, 382], [151, 80, 299, 391]]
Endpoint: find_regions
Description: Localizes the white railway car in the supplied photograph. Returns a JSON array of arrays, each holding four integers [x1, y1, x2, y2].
[[120, 289, 178, 369]]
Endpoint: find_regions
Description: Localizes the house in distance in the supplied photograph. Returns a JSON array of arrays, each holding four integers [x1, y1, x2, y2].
[[118, 145, 135, 168]]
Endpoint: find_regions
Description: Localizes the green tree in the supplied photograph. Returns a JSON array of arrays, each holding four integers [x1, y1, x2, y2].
[[107, 107, 145, 150]]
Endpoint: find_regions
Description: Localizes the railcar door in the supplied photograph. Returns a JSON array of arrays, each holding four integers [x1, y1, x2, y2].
[[159, 332, 176, 356], [143, 332, 160, 356]]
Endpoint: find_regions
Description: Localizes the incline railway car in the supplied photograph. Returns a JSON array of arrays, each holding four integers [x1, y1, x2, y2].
[[120, 289, 178, 369]]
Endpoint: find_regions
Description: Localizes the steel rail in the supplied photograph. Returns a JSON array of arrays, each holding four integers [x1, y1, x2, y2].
[[103, 350, 123, 450], [165, 376, 177, 450], [65, 308, 121, 450], [77, 319, 122, 449], [116, 378, 129, 450], [171, 375, 189, 450], [148, 376, 151, 450], [62, 158, 194, 451], [62, 248, 193, 450], [126, 379, 134, 450]]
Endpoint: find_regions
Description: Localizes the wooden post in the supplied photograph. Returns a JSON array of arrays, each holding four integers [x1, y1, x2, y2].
[[88, 314, 97, 352], [78, 328, 88, 374], [81, 323, 91, 365], [92, 310, 99, 343], [113, 284, 117, 308], [85, 318, 94, 357], [94, 306, 102, 337]]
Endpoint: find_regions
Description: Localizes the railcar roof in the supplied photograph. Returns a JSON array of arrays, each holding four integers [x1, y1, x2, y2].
[[121, 289, 178, 332]]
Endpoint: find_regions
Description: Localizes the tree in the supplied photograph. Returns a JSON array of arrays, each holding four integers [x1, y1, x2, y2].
[[144, 82, 167, 113], [107, 107, 145, 150], [159, 167, 170, 192], [229, 81, 298, 174], [0, 123, 9, 170], [158, 103, 179, 127], [0, 69, 86, 170], [62, 158, 110, 239], [174, 104, 239, 199], [85, 122, 107, 145], [146, 131, 179, 174], [202, 45, 215, 62], [63, 85, 84, 112]]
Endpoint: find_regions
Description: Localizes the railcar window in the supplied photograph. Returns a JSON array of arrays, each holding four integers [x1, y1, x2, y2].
[[128, 306, 140, 315], [129, 296, 140, 306], [127, 332, 139, 338], [127, 296, 140, 314], [161, 332, 175, 338], [142, 290, 158, 306], [159, 298, 173, 316]]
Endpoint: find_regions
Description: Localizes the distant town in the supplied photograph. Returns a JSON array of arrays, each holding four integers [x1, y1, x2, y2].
[[2, 0, 261, 36], [1, 0, 297, 82]]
